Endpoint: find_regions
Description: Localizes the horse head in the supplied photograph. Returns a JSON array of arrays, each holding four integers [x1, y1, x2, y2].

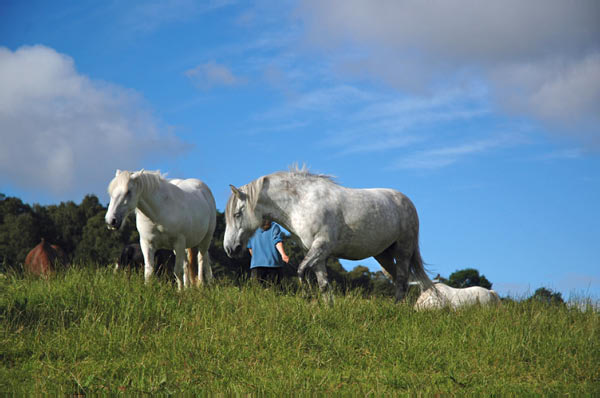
[[224, 184, 263, 258], [105, 169, 144, 230]]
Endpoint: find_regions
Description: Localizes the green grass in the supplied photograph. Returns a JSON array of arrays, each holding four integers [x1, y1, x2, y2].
[[0, 267, 598, 394]]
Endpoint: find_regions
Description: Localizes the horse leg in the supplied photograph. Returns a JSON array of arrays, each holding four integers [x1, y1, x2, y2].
[[297, 240, 333, 304], [197, 250, 213, 286], [186, 247, 199, 286], [197, 235, 214, 287], [297, 240, 330, 289], [392, 244, 414, 302], [311, 261, 330, 292], [375, 244, 411, 302], [374, 247, 396, 281], [312, 261, 335, 305], [140, 240, 156, 285], [375, 242, 411, 301], [173, 241, 186, 290]]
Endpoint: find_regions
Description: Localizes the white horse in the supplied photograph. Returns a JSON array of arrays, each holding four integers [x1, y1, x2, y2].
[[414, 283, 501, 310], [223, 168, 432, 301], [105, 169, 216, 289]]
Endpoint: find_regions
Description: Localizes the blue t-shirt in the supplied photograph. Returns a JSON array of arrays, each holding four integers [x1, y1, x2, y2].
[[247, 223, 284, 269]]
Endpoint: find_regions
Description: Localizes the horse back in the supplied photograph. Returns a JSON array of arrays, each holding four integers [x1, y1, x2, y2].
[[168, 178, 215, 211], [326, 187, 418, 257], [170, 178, 216, 224], [24, 239, 66, 276]]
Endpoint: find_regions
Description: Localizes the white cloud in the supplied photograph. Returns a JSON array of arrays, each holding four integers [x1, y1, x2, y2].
[[315, 85, 491, 159], [0, 45, 185, 201], [299, 0, 599, 64], [391, 136, 513, 170], [185, 61, 245, 89], [297, 0, 600, 143], [491, 53, 600, 139]]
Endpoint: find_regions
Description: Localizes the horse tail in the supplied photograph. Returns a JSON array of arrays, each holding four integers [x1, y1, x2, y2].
[[409, 243, 434, 292], [186, 247, 199, 286], [490, 290, 501, 305]]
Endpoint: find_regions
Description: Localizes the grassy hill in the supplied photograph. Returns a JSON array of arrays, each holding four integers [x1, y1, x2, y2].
[[0, 267, 598, 394]]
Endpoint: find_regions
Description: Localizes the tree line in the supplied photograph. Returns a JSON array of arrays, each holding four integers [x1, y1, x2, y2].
[[0, 193, 564, 302]]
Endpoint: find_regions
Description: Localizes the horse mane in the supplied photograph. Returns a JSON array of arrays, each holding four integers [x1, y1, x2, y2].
[[281, 164, 337, 184], [226, 165, 337, 224], [108, 169, 166, 195], [225, 175, 265, 223]]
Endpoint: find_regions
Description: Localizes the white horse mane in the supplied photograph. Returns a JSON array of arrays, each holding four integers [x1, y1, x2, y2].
[[226, 166, 336, 223], [281, 164, 337, 184], [108, 169, 167, 196]]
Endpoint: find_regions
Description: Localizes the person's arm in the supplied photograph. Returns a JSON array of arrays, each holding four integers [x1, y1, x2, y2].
[[248, 248, 253, 256], [275, 242, 289, 263]]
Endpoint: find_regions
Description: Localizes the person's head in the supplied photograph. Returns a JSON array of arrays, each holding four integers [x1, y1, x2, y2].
[[261, 219, 272, 230]]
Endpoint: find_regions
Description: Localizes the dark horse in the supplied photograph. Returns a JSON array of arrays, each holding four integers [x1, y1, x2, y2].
[[115, 243, 176, 279], [24, 238, 68, 276]]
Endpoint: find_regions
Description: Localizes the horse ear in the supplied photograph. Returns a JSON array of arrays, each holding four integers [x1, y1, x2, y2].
[[115, 169, 122, 177], [131, 170, 143, 180], [230, 185, 245, 200]]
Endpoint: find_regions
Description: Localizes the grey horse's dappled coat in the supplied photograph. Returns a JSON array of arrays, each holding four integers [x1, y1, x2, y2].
[[224, 168, 432, 301]]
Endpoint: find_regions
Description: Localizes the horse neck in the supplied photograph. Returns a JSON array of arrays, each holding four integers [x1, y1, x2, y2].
[[135, 176, 165, 222], [255, 175, 301, 233]]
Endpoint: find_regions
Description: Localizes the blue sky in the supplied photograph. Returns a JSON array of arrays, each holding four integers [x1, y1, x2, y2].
[[1, 0, 599, 300]]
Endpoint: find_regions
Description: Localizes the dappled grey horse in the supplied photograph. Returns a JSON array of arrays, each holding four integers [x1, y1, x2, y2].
[[224, 168, 433, 301]]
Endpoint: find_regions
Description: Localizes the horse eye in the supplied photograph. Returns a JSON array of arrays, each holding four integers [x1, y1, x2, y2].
[[234, 208, 244, 218]]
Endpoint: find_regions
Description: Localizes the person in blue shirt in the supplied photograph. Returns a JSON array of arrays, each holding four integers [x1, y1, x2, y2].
[[247, 219, 290, 284]]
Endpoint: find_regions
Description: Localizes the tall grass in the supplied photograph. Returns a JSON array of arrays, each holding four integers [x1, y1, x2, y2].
[[0, 267, 598, 394]]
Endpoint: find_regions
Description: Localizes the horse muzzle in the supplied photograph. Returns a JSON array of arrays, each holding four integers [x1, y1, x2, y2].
[[106, 216, 122, 230], [225, 244, 243, 258]]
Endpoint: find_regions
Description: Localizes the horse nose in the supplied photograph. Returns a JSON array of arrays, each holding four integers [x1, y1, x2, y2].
[[225, 244, 241, 258], [106, 216, 118, 229]]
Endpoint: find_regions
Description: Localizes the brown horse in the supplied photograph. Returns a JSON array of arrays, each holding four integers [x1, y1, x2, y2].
[[24, 239, 68, 276]]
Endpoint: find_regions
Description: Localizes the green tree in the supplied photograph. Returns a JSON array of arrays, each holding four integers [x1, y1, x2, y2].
[[529, 287, 564, 305], [47, 200, 86, 256], [1, 211, 39, 267], [447, 268, 492, 289], [371, 271, 395, 297], [75, 211, 138, 266], [346, 265, 372, 291], [325, 257, 348, 290], [31, 204, 59, 245], [0, 196, 39, 267], [79, 194, 104, 220]]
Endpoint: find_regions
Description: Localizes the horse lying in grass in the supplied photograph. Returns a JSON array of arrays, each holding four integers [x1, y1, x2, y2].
[[105, 169, 216, 290], [414, 283, 501, 310], [224, 167, 432, 301]]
